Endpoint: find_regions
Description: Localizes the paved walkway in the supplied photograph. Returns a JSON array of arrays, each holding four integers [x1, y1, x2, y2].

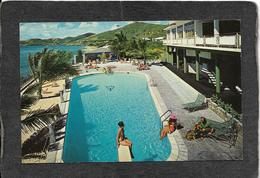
[[144, 65, 242, 160]]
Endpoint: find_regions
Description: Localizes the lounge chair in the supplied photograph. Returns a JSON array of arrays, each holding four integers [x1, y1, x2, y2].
[[207, 119, 240, 147], [183, 94, 207, 112], [186, 117, 239, 147]]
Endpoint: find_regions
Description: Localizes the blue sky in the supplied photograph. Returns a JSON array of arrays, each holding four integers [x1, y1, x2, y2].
[[20, 21, 172, 40]]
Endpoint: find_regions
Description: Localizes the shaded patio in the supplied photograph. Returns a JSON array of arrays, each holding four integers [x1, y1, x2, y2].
[[161, 62, 241, 113]]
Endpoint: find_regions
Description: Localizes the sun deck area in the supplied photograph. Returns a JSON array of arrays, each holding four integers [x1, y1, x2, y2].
[[21, 62, 242, 163]]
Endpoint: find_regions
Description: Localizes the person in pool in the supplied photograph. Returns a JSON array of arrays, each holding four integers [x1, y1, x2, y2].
[[116, 121, 134, 159], [160, 119, 176, 140]]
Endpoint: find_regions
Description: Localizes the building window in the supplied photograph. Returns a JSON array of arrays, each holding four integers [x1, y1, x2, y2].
[[219, 20, 240, 36], [171, 28, 176, 39], [202, 21, 214, 37], [177, 26, 183, 38], [184, 21, 195, 38]]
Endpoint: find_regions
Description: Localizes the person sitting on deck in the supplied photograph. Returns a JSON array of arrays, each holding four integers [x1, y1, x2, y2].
[[193, 117, 214, 139], [116, 121, 134, 159], [160, 119, 176, 140]]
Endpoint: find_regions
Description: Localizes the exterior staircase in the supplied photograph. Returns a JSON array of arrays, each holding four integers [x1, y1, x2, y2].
[[201, 68, 222, 87]]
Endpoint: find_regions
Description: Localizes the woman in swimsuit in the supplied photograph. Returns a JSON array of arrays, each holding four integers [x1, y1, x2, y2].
[[116, 121, 134, 159], [160, 120, 176, 140]]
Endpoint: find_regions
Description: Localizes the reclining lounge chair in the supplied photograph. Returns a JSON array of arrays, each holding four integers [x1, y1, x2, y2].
[[183, 94, 207, 112]]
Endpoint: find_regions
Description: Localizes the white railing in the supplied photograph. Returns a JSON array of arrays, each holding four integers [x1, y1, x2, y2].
[[163, 33, 241, 49]]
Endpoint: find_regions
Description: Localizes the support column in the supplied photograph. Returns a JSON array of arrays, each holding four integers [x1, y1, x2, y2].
[[73, 55, 77, 64], [164, 48, 167, 62], [195, 51, 200, 81], [182, 24, 185, 39], [194, 21, 197, 45], [214, 20, 220, 35], [172, 48, 175, 64], [82, 54, 86, 64], [183, 50, 187, 73], [215, 54, 221, 94], [214, 20, 220, 46], [167, 47, 170, 63], [176, 48, 179, 69], [168, 47, 173, 65]]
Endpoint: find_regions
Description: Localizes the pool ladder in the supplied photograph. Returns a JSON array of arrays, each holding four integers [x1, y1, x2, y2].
[[160, 110, 172, 129]]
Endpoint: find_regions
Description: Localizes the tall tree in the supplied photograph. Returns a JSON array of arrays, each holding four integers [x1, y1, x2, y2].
[[110, 31, 127, 60], [76, 49, 83, 63], [27, 48, 77, 98], [125, 37, 140, 59], [137, 39, 148, 64]]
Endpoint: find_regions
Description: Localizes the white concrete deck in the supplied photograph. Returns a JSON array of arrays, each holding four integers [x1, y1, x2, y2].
[[118, 145, 132, 162]]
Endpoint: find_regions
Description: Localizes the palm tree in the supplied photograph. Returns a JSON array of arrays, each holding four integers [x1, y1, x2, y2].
[[27, 48, 77, 98], [125, 37, 140, 59], [110, 31, 127, 60], [137, 39, 148, 65]]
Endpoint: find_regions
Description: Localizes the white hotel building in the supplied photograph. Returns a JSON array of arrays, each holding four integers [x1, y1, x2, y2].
[[163, 20, 241, 95]]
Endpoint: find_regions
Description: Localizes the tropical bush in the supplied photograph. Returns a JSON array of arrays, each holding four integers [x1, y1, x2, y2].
[[110, 31, 164, 63], [211, 95, 241, 121]]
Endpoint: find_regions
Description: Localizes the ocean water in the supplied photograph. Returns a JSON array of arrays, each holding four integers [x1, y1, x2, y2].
[[20, 45, 83, 78], [62, 73, 171, 162]]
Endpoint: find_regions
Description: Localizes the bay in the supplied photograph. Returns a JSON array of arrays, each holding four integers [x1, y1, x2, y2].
[[20, 45, 84, 78]]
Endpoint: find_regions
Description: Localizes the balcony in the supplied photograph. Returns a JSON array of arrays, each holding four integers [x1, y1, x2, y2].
[[163, 33, 241, 50]]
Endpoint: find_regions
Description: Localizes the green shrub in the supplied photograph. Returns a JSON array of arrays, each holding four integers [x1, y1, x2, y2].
[[211, 95, 241, 121]]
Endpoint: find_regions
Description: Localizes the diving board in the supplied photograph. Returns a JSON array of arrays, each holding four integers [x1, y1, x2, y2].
[[118, 145, 132, 162]]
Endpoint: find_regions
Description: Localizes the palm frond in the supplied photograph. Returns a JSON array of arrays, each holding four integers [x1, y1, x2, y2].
[[23, 82, 40, 95], [21, 105, 60, 134], [21, 94, 38, 110]]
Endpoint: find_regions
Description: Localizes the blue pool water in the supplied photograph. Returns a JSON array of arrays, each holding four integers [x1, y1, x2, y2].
[[20, 45, 83, 78], [62, 73, 171, 162]]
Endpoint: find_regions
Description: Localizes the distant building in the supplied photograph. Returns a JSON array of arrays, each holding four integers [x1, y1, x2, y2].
[[163, 20, 241, 95], [83, 45, 116, 61], [142, 37, 151, 41], [154, 37, 164, 42]]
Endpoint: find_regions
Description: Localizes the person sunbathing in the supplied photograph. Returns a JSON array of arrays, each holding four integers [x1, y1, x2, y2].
[[193, 117, 214, 139], [160, 120, 176, 140]]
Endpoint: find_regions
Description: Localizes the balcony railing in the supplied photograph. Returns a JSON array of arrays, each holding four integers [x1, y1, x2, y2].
[[163, 33, 241, 49]]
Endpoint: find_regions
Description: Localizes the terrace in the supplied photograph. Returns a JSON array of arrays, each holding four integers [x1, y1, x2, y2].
[[27, 62, 242, 162], [163, 20, 241, 53]]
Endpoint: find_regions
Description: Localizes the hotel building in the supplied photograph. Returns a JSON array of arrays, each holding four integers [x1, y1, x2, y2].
[[163, 20, 241, 111]]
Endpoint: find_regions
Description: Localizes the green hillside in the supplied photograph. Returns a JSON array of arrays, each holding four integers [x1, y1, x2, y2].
[[76, 22, 167, 46], [20, 22, 167, 46], [20, 33, 95, 46]]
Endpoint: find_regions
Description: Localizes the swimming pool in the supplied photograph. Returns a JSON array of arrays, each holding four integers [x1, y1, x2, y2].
[[62, 72, 171, 162]]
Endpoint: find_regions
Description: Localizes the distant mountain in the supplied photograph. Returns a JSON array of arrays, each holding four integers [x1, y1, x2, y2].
[[20, 33, 95, 46], [20, 22, 167, 46], [77, 22, 167, 46]]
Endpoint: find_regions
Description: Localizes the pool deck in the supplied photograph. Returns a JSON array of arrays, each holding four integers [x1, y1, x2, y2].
[[143, 65, 242, 160], [22, 62, 242, 163]]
